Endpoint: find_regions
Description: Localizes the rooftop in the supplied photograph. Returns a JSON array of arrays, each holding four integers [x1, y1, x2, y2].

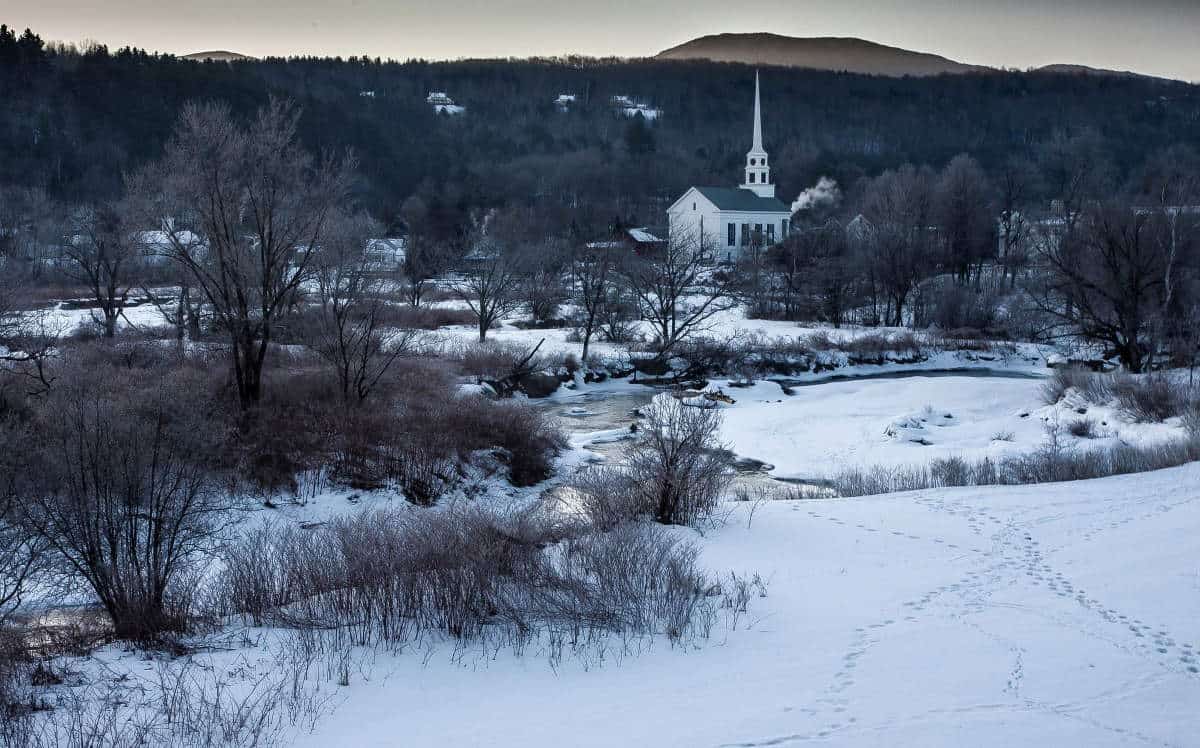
[[693, 186, 790, 213]]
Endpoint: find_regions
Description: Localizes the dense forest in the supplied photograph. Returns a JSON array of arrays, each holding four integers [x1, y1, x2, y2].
[[2, 23, 1200, 237]]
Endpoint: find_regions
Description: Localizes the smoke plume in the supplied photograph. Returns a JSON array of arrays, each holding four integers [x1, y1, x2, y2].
[[792, 176, 842, 213]]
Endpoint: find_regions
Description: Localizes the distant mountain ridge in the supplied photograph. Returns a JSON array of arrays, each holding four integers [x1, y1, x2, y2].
[[656, 33, 987, 77], [182, 50, 253, 62], [1035, 63, 1163, 81], [656, 33, 1179, 82]]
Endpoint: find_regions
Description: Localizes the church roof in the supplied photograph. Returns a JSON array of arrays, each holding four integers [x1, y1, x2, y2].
[[694, 186, 790, 213]]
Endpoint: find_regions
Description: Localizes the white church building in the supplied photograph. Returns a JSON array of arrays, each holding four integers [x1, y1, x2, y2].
[[667, 73, 791, 262]]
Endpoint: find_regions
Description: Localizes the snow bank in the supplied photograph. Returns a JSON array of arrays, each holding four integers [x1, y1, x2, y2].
[[296, 464, 1200, 746]]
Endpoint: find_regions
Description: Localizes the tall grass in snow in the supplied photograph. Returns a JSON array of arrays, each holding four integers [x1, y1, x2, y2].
[[830, 435, 1200, 497]]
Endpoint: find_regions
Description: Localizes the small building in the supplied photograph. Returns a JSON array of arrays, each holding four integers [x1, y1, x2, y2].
[[427, 92, 465, 115], [610, 94, 662, 120], [586, 226, 666, 256], [132, 219, 204, 267], [667, 73, 790, 263], [364, 237, 407, 269], [555, 93, 577, 112]]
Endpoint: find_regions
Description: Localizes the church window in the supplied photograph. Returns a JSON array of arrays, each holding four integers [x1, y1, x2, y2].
[[741, 223, 750, 245], [767, 224, 775, 242], [754, 224, 763, 244], [749, 172, 756, 183], [782, 219, 789, 236], [727, 223, 736, 247], [750, 158, 756, 166], [692, 202, 696, 211]]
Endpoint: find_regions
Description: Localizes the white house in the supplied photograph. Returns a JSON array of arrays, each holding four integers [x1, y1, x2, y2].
[[427, 92, 465, 115], [611, 94, 662, 120], [364, 237, 407, 269], [667, 72, 791, 262]]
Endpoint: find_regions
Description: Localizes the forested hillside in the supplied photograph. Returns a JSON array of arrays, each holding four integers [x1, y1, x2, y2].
[[2, 23, 1199, 235]]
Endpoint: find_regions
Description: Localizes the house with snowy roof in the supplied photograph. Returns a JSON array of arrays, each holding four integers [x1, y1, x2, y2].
[[586, 226, 666, 255], [427, 92, 465, 115], [667, 73, 791, 263]]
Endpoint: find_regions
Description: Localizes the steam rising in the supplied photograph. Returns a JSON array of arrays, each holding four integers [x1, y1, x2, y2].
[[792, 176, 842, 213]]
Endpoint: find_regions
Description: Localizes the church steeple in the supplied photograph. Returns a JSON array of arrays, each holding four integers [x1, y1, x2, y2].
[[741, 71, 775, 199], [752, 71, 764, 152]]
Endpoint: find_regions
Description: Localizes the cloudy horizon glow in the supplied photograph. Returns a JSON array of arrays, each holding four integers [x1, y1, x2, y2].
[[5, 0, 1199, 81]]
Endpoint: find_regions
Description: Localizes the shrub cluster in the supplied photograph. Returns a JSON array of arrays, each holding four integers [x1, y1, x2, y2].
[[446, 339, 548, 381], [1041, 366, 1197, 423], [0, 338, 567, 649], [369, 303, 476, 330], [567, 396, 731, 527], [219, 507, 721, 652], [646, 330, 932, 381]]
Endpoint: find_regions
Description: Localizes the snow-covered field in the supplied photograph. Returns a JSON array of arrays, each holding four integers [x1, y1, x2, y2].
[[16, 293, 1198, 746], [34, 368, 1199, 747], [289, 464, 1200, 747], [711, 375, 1183, 481], [429, 301, 989, 363]]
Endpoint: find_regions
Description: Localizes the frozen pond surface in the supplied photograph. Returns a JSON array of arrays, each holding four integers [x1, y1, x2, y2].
[[539, 370, 1058, 489]]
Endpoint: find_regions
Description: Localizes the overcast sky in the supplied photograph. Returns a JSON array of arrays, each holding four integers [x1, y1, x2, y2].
[[7, 0, 1199, 81]]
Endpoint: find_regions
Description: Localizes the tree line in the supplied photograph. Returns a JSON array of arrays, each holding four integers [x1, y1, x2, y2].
[[2, 22, 1200, 234]]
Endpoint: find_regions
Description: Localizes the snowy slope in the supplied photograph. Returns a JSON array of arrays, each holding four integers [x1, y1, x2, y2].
[[298, 464, 1200, 747]]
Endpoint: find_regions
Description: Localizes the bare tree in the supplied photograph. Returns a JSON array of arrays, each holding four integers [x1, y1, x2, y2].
[[0, 421, 50, 624], [570, 244, 615, 361], [0, 520, 46, 625], [1038, 130, 1115, 234], [935, 154, 994, 285], [452, 247, 523, 343], [732, 237, 776, 319], [15, 367, 238, 640], [0, 185, 58, 274], [1135, 146, 1200, 367], [771, 220, 860, 326], [309, 212, 421, 402], [400, 236, 455, 308], [862, 165, 937, 326], [0, 275, 63, 395], [626, 396, 731, 526], [1032, 203, 1172, 372], [62, 202, 139, 338], [597, 280, 639, 344], [996, 156, 1039, 287], [133, 98, 354, 409], [396, 196, 456, 308], [140, 271, 204, 343], [621, 232, 734, 353], [521, 265, 568, 327], [495, 211, 570, 328]]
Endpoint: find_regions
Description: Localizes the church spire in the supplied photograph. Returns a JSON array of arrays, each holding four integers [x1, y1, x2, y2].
[[752, 70, 763, 152], [741, 70, 775, 198]]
